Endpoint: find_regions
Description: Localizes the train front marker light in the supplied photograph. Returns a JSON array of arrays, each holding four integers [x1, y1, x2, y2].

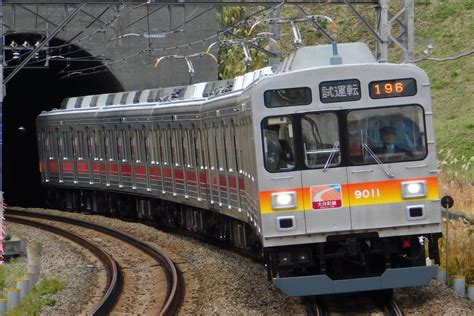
[[271, 192, 297, 210], [401, 180, 427, 199]]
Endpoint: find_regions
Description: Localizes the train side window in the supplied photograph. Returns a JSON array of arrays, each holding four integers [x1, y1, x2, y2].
[[166, 127, 174, 166], [192, 126, 201, 168], [209, 124, 217, 171], [199, 127, 208, 170], [231, 121, 239, 173], [105, 130, 111, 160], [87, 129, 93, 159], [302, 113, 341, 169], [160, 129, 168, 165], [264, 87, 311, 108], [117, 130, 124, 161], [188, 129, 194, 168], [145, 129, 153, 163], [154, 129, 162, 165], [235, 121, 243, 174], [262, 116, 295, 172], [46, 131, 54, 159], [126, 128, 133, 161], [171, 129, 178, 166], [71, 129, 78, 159], [139, 128, 146, 162], [77, 131, 83, 159], [215, 124, 224, 171], [131, 129, 138, 162], [182, 128, 190, 168], [224, 121, 236, 172], [65, 130, 73, 159], [92, 130, 99, 160]]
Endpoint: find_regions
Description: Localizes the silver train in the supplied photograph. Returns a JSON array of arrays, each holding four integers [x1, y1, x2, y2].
[[37, 42, 442, 296]]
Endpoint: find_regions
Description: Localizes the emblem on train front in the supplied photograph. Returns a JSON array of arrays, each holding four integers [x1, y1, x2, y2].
[[311, 184, 343, 210]]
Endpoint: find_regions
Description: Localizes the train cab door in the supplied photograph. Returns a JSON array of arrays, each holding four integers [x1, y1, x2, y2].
[[299, 111, 352, 234]]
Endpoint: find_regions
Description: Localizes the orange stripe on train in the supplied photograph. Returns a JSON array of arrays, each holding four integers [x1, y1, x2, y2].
[[260, 176, 439, 214]]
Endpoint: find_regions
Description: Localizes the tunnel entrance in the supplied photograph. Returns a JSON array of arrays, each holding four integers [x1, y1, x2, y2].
[[3, 33, 123, 207]]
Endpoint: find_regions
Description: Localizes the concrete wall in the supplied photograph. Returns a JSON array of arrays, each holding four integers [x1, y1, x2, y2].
[[3, 2, 218, 91]]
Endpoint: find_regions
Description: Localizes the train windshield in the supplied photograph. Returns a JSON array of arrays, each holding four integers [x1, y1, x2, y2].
[[347, 105, 427, 164], [302, 113, 341, 168]]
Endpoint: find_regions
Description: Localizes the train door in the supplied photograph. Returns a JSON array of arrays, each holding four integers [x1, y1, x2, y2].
[[299, 112, 352, 234]]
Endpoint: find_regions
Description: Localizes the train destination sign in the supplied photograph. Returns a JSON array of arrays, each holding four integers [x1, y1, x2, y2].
[[369, 78, 417, 99], [319, 79, 361, 103]]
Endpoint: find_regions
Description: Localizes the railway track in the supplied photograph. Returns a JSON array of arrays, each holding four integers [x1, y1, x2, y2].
[[305, 291, 403, 316], [6, 209, 184, 316]]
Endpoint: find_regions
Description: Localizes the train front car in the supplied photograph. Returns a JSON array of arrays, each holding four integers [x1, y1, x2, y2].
[[252, 43, 442, 296]]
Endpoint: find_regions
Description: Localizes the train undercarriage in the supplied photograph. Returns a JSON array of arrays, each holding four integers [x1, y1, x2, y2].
[[43, 187, 260, 252]]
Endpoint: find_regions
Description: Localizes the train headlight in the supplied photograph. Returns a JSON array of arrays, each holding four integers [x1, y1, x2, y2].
[[271, 192, 297, 210], [401, 180, 427, 199]]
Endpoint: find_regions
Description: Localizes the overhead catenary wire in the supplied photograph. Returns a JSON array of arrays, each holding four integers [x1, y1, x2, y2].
[[414, 48, 474, 63], [60, 4, 281, 79]]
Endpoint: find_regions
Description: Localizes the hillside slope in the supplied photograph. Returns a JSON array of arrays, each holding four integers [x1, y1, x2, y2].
[[415, 2, 474, 179]]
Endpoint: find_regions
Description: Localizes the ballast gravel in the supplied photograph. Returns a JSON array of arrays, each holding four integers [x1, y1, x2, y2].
[[7, 207, 474, 315]]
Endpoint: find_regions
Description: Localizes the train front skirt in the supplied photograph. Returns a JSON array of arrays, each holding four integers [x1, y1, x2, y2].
[[274, 265, 438, 296]]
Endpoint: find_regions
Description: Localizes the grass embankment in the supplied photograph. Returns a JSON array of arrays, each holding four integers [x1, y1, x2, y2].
[[414, 0, 474, 285], [0, 259, 64, 315]]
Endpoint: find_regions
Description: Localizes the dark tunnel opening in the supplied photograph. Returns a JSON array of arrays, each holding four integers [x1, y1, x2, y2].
[[3, 33, 123, 207]]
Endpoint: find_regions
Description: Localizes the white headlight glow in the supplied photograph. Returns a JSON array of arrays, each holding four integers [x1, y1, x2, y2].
[[276, 194, 292, 206], [271, 192, 297, 210], [401, 180, 427, 199], [407, 183, 422, 195]]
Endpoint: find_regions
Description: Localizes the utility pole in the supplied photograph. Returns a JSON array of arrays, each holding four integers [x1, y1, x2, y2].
[[269, 6, 281, 71]]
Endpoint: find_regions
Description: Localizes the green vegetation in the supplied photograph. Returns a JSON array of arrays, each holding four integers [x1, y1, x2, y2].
[[415, 2, 474, 180], [6, 278, 64, 316], [0, 259, 26, 296], [218, 2, 474, 182], [1, 259, 64, 315]]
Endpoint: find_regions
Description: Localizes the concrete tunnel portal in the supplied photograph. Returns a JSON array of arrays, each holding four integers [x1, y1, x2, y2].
[[3, 33, 123, 207]]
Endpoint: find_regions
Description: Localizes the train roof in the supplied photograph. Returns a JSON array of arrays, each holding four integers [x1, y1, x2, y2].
[[58, 67, 273, 111], [56, 42, 376, 112], [280, 42, 375, 72]]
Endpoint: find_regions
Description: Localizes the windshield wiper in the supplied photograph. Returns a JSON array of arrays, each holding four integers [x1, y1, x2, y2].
[[323, 141, 339, 172], [362, 143, 394, 178]]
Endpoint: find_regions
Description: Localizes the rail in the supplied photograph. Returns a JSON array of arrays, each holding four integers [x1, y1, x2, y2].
[[6, 214, 122, 315], [6, 209, 184, 316]]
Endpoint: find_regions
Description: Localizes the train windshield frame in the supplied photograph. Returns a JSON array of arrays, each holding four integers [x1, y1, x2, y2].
[[346, 104, 427, 165], [261, 104, 428, 173]]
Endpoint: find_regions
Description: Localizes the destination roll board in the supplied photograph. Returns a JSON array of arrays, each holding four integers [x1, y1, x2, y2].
[[319, 79, 361, 103], [369, 78, 417, 99]]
